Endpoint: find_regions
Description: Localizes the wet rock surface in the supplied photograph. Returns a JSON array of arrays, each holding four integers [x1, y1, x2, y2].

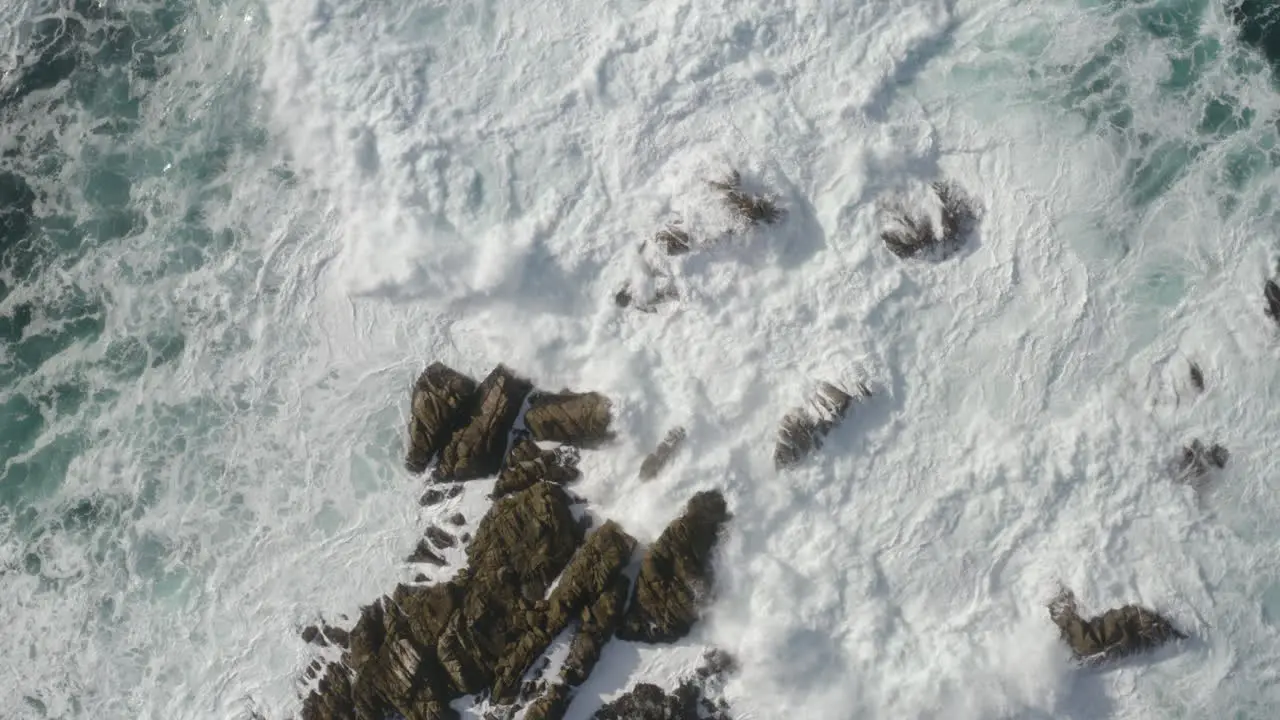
[[1048, 587, 1187, 665], [640, 427, 687, 481], [619, 490, 731, 643], [774, 382, 869, 469], [434, 365, 535, 482], [493, 438, 581, 500], [405, 363, 479, 474], [299, 362, 736, 719]]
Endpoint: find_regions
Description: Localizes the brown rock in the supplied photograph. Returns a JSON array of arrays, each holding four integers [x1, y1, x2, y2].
[[448, 513, 466, 526], [491, 521, 637, 701], [879, 179, 978, 261], [406, 363, 478, 474], [708, 170, 783, 226], [437, 481, 583, 698], [562, 573, 629, 686], [774, 382, 869, 470], [493, 438, 582, 499], [653, 225, 692, 255], [1048, 587, 1187, 665], [618, 490, 730, 643], [301, 623, 350, 649], [434, 365, 534, 482], [419, 484, 465, 506], [523, 391, 615, 448], [523, 682, 572, 720], [640, 427, 687, 480]]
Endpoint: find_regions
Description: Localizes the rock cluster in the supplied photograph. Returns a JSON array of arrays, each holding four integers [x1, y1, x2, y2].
[[299, 362, 735, 720], [1048, 587, 1187, 665]]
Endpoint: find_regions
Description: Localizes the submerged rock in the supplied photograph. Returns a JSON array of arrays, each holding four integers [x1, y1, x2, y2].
[[1188, 362, 1204, 393], [523, 391, 614, 448], [1266, 279, 1280, 325], [1170, 439, 1229, 485], [653, 224, 692, 255], [434, 365, 534, 482], [406, 363, 478, 474], [407, 539, 447, 566], [878, 180, 979, 260], [419, 484, 464, 506], [1048, 587, 1187, 665], [639, 427, 687, 481], [774, 382, 869, 470], [708, 170, 783, 226], [619, 490, 730, 644]]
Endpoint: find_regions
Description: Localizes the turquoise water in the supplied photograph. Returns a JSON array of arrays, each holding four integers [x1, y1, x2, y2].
[[4, 0, 1280, 717]]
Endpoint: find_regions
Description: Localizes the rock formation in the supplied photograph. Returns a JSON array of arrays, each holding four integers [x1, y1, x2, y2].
[[299, 362, 733, 720], [523, 390, 615, 447], [1188, 361, 1204, 393], [878, 179, 979, 261], [1266, 279, 1280, 325], [639, 427, 687, 481], [433, 365, 535, 482], [1048, 587, 1187, 665], [405, 363, 478, 474], [619, 490, 731, 643], [774, 381, 870, 470], [492, 437, 581, 499]]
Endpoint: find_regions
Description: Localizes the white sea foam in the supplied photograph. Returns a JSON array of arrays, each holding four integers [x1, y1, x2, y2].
[[7, 0, 1280, 718]]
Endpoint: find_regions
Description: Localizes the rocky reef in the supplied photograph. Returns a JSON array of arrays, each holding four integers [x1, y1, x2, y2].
[[1048, 587, 1187, 666], [298, 362, 736, 720]]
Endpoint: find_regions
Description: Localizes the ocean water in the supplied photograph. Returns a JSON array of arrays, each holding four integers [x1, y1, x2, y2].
[[4, 0, 1280, 717]]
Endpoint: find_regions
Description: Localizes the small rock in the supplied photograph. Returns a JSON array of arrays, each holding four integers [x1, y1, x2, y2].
[[523, 391, 615, 448], [426, 526, 456, 550], [407, 540, 447, 566], [405, 362, 479, 474], [1189, 362, 1204, 392], [414, 573, 429, 582], [448, 512, 466, 526], [1266, 279, 1280, 324], [1048, 587, 1187, 665], [419, 483, 465, 506]]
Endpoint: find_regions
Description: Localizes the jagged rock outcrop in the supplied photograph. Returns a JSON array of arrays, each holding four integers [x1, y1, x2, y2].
[[300, 481, 582, 719], [619, 490, 730, 643], [1048, 587, 1187, 665], [406, 363, 478, 474], [490, 520, 636, 703], [653, 224, 692, 255], [493, 437, 581, 499], [878, 179, 979, 260], [1266, 279, 1280, 325], [419, 484, 464, 506], [523, 391, 615, 448], [640, 427, 687, 481], [301, 623, 350, 649], [434, 365, 534, 482], [774, 382, 869, 470]]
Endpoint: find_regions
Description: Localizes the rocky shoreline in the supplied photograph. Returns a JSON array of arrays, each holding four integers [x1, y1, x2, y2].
[[296, 362, 736, 720]]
